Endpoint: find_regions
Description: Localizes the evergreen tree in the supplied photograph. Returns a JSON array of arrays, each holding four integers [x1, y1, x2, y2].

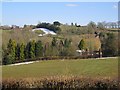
[[19, 43, 25, 60], [5, 39, 16, 64], [78, 39, 85, 50], [29, 40, 35, 58], [35, 40, 43, 57], [24, 42, 30, 59], [15, 43, 20, 60]]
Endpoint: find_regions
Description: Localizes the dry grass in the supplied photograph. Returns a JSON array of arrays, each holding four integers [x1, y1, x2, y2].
[[2, 76, 119, 89]]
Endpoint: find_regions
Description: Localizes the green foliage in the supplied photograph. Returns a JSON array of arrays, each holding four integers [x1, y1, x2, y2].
[[35, 40, 43, 57], [29, 40, 36, 59], [4, 39, 16, 64], [102, 33, 118, 56], [24, 42, 30, 59], [78, 39, 85, 50], [19, 43, 25, 60], [3, 54, 14, 64], [3, 38, 75, 64], [15, 43, 25, 61], [15, 43, 20, 60], [24, 40, 36, 59]]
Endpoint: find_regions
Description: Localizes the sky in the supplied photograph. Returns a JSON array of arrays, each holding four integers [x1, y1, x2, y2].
[[1, 2, 118, 26], [1, 0, 120, 2]]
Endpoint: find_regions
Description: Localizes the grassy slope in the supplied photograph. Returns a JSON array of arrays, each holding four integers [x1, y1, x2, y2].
[[2, 58, 118, 79]]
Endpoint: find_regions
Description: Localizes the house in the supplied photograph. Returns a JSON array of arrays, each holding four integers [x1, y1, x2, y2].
[[76, 49, 102, 58]]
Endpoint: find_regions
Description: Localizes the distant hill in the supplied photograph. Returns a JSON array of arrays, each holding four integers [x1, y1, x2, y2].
[[1, 23, 118, 52]]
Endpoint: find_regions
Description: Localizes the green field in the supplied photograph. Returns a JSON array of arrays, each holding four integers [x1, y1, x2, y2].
[[2, 58, 118, 79]]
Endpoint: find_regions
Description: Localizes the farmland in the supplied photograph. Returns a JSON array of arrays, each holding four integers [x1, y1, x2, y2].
[[2, 58, 118, 79], [2, 58, 118, 88]]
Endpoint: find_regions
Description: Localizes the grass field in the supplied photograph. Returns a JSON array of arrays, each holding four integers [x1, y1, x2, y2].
[[2, 58, 118, 79]]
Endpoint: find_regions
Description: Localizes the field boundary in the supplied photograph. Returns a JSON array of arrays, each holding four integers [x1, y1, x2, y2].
[[6, 57, 118, 66]]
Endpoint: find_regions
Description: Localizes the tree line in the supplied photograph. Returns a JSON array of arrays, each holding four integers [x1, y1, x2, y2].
[[3, 38, 80, 65], [2, 32, 118, 65], [2, 39, 42, 65]]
